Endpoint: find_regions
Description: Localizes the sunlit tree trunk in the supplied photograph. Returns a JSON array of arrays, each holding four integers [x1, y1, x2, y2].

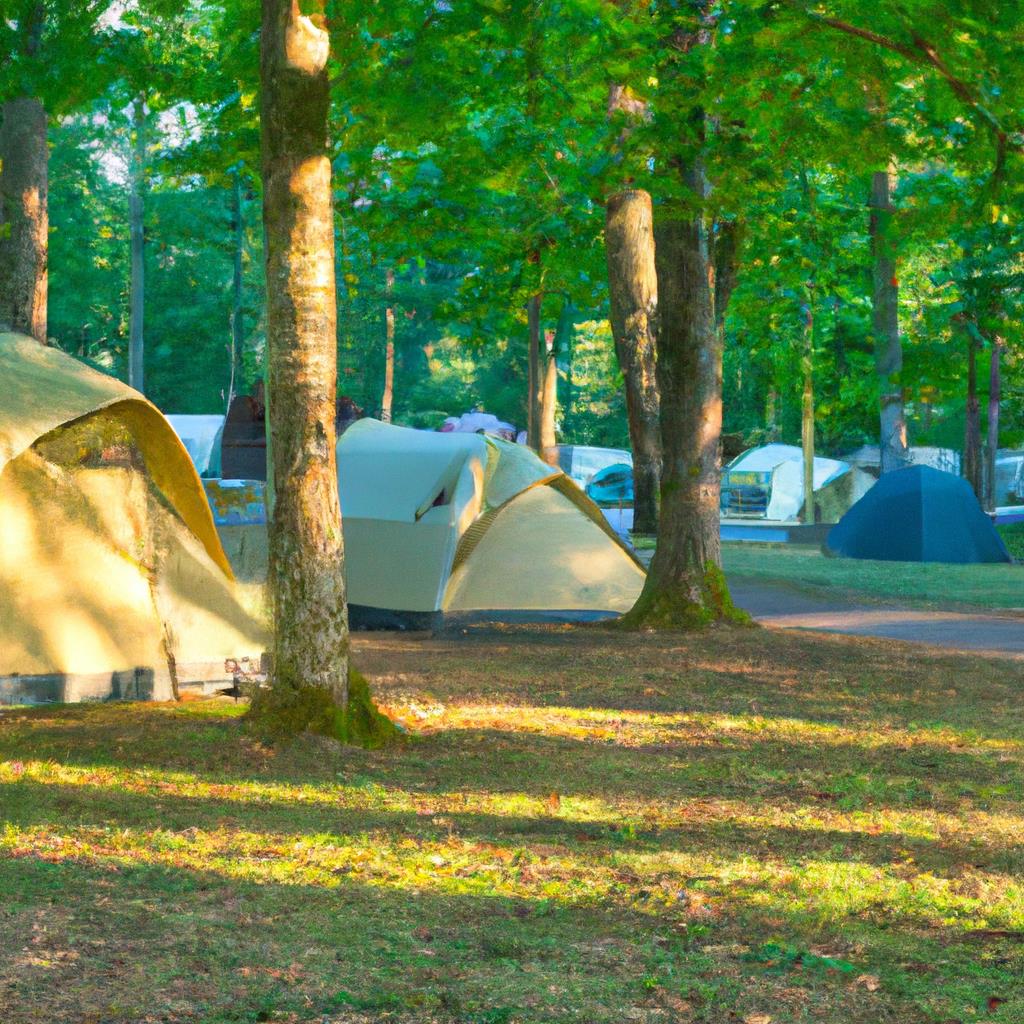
[[0, 95, 48, 342], [605, 189, 661, 533], [620, 162, 744, 629], [128, 96, 146, 392], [869, 168, 908, 473], [964, 335, 981, 499], [526, 293, 542, 449], [539, 327, 558, 465], [261, 0, 348, 706], [381, 267, 395, 422]]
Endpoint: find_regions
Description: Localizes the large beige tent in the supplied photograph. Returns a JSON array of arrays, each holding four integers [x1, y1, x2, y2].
[[0, 332, 266, 704], [337, 419, 645, 623]]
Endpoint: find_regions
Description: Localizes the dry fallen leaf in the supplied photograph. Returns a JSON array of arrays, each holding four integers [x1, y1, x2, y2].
[[856, 973, 881, 991], [743, 1015, 771, 1024]]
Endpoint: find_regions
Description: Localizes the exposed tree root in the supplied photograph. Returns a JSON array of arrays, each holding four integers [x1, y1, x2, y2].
[[247, 667, 400, 749], [616, 562, 753, 631]]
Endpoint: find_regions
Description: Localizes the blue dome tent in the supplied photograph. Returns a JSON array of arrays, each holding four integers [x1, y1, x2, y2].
[[826, 465, 1011, 564]]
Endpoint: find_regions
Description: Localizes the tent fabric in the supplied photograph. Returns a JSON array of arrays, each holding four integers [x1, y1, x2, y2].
[[556, 445, 632, 490], [0, 333, 266, 698], [722, 444, 850, 521], [0, 332, 230, 576], [336, 419, 645, 616], [167, 414, 225, 477], [826, 465, 1011, 564], [586, 463, 634, 505]]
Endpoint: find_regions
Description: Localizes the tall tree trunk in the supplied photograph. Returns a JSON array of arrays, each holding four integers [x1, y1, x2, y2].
[[128, 96, 146, 393], [228, 170, 246, 409], [620, 163, 745, 629], [964, 335, 981, 499], [800, 300, 815, 523], [605, 189, 661, 533], [985, 336, 1002, 510], [869, 168, 908, 473], [0, 95, 48, 342], [526, 293, 542, 449], [381, 267, 395, 422], [260, 0, 349, 708], [539, 327, 558, 465]]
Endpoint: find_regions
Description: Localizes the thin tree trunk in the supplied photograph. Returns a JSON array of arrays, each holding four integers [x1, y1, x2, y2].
[[128, 96, 146, 393], [539, 327, 558, 465], [605, 189, 661, 534], [0, 95, 48, 341], [985, 336, 1002, 510], [765, 384, 779, 440], [260, 0, 349, 708], [526, 293, 542, 449], [869, 168, 908, 473], [228, 170, 245, 410], [381, 267, 395, 422], [964, 335, 981, 499], [620, 161, 744, 628], [801, 300, 815, 523]]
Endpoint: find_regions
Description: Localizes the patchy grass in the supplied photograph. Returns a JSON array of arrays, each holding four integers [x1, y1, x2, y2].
[[722, 543, 1024, 611], [998, 522, 1024, 562], [3, 626, 1024, 1023]]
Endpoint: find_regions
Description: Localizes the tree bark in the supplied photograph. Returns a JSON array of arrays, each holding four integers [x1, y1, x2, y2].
[[539, 327, 558, 465], [985, 336, 1002, 510], [228, 170, 246, 409], [800, 300, 815, 523], [605, 189, 661, 534], [260, 0, 349, 707], [381, 267, 395, 422], [526, 293, 542, 449], [128, 96, 146, 393], [964, 335, 981, 500], [0, 95, 48, 342], [620, 162, 745, 629], [869, 168, 908, 473]]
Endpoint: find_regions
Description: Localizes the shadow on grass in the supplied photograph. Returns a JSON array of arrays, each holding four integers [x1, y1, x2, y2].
[[0, 830, 1013, 1024]]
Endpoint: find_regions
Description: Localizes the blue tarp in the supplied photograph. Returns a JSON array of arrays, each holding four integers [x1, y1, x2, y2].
[[585, 463, 634, 505], [826, 465, 1011, 564]]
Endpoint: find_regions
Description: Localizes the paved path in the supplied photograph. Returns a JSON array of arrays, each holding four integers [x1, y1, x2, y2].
[[730, 579, 1024, 659]]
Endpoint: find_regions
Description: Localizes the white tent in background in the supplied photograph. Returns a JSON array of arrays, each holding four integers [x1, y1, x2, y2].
[[439, 411, 517, 440], [721, 443, 849, 521], [166, 414, 225, 477]]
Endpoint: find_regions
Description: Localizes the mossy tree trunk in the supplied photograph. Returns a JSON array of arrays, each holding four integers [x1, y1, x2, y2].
[[0, 94, 48, 342], [605, 189, 661, 534], [619, 163, 746, 630], [260, 0, 350, 710]]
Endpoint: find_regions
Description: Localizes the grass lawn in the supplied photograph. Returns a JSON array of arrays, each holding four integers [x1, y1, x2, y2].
[[3, 629, 1024, 1022], [721, 542, 1024, 612]]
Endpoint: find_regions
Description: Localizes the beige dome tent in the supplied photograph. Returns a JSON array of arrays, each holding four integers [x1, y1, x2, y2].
[[0, 332, 266, 705], [337, 419, 645, 625]]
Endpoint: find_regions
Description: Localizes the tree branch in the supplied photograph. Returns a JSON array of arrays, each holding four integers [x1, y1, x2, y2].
[[787, 1, 1019, 175]]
